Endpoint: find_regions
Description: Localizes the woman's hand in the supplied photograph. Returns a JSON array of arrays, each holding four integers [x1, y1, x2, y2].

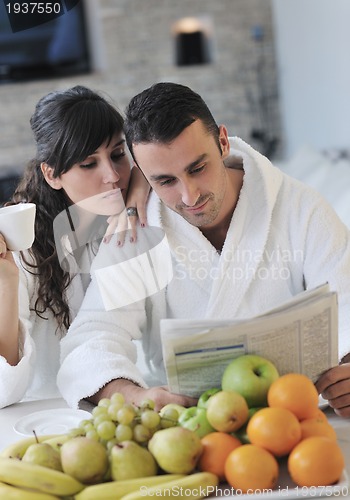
[[315, 363, 350, 417], [0, 233, 20, 365], [124, 166, 150, 241], [0, 233, 19, 284], [103, 166, 151, 246], [103, 209, 128, 246]]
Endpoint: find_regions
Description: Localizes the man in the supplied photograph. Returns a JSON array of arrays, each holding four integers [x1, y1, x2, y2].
[[58, 82, 350, 416]]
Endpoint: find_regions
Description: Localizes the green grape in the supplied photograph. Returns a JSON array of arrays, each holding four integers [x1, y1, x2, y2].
[[92, 405, 108, 418], [110, 392, 125, 406], [106, 438, 119, 453], [134, 406, 142, 419], [80, 418, 93, 427], [68, 427, 86, 438], [115, 423, 133, 442], [161, 407, 179, 421], [108, 402, 124, 420], [129, 418, 137, 429], [141, 409, 161, 429], [116, 404, 136, 425], [160, 418, 178, 429], [99, 438, 110, 448], [133, 423, 152, 444], [98, 398, 111, 408], [79, 419, 93, 430], [93, 413, 112, 427], [80, 420, 94, 433], [96, 420, 117, 440], [139, 398, 155, 410], [160, 408, 179, 429], [85, 429, 99, 441]]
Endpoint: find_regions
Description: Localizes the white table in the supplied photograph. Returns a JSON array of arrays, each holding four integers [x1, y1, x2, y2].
[[0, 400, 349, 497]]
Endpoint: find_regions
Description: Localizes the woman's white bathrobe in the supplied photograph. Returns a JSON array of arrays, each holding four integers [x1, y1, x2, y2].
[[58, 137, 350, 409], [0, 249, 87, 408]]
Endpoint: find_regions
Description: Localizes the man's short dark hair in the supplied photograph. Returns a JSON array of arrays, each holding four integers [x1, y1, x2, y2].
[[124, 82, 220, 163]]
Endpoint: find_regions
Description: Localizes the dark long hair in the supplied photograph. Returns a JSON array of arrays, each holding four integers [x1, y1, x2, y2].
[[11, 85, 124, 332]]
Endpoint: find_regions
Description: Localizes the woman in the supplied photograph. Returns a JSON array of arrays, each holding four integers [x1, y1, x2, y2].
[[0, 85, 149, 407]]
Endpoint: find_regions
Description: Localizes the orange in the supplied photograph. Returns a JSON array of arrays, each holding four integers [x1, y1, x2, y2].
[[198, 432, 242, 480], [267, 373, 319, 420], [225, 444, 279, 493], [288, 436, 344, 487], [247, 407, 301, 457], [306, 408, 328, 421], [300, 417, 337, 441]]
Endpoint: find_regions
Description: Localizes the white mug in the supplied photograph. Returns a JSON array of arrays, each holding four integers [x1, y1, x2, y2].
[[0, 203, 36, 251]]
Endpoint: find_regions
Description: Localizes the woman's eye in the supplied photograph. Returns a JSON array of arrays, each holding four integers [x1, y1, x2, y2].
[[112, 151, 126, 162], [80, 162, 96, 169]]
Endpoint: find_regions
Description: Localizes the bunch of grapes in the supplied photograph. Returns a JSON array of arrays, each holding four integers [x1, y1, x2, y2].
[[71, 393, 180, 451]]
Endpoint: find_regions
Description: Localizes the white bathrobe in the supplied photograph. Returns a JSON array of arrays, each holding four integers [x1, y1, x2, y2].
[[58, 137, 350, 409]]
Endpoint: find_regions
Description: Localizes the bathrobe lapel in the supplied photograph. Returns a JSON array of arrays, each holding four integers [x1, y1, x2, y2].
[[206, 138, 284, 317]]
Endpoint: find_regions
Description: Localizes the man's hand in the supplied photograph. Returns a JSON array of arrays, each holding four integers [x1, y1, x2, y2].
[[315, 363, 350, 418], [130, 386, 198, 411], [88, 379, 197, 411]]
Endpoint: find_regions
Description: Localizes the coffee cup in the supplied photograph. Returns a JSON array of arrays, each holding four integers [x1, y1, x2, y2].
[[0, 203, 36, 251]]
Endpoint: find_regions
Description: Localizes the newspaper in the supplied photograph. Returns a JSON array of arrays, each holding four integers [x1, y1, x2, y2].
[[160, 284, 338, 397]]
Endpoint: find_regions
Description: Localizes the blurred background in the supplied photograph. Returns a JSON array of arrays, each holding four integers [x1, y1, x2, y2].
[[0, 0, 349, 212]]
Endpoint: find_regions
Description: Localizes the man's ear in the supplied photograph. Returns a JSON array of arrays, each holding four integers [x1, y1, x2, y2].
[[40, 162, 62, 190], [218, 125, 230, 159]]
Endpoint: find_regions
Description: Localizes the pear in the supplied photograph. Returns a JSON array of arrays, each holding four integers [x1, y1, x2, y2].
[[110, 440, 157, 481], [22, 442, 62, 471], [60, 436, 108, 484], [148, 427, 203, 474]]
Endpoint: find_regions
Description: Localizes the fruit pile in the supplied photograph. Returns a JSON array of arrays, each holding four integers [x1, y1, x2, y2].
[[0, 393, 217, 499], [180, 355, 345, 493], [0, 354, 345, 499], [198, 372, 344, 492]]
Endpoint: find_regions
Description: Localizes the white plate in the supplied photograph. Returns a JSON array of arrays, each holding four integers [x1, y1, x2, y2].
[[217, 464, 349, 499], [13, 408, 91, 436]]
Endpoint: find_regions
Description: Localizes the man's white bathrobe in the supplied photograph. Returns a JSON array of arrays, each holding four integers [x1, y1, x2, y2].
[[58, 138, 350, 409]]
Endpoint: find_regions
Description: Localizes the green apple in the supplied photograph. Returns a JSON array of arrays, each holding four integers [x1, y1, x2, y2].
[[178, 406, 215, 438], [221, 354, 279, 408], [206, 390, 249, 433], [197, 388, 220, 409]]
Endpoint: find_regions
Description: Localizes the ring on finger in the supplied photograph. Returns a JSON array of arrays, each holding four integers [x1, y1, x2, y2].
[[126, 207, 138, 217]]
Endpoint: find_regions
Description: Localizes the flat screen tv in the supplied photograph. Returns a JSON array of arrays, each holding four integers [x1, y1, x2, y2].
[[0, 0, 91, 83]]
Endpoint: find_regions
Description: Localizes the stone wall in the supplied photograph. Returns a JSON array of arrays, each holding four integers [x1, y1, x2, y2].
[[0, 0, 280, 177]]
